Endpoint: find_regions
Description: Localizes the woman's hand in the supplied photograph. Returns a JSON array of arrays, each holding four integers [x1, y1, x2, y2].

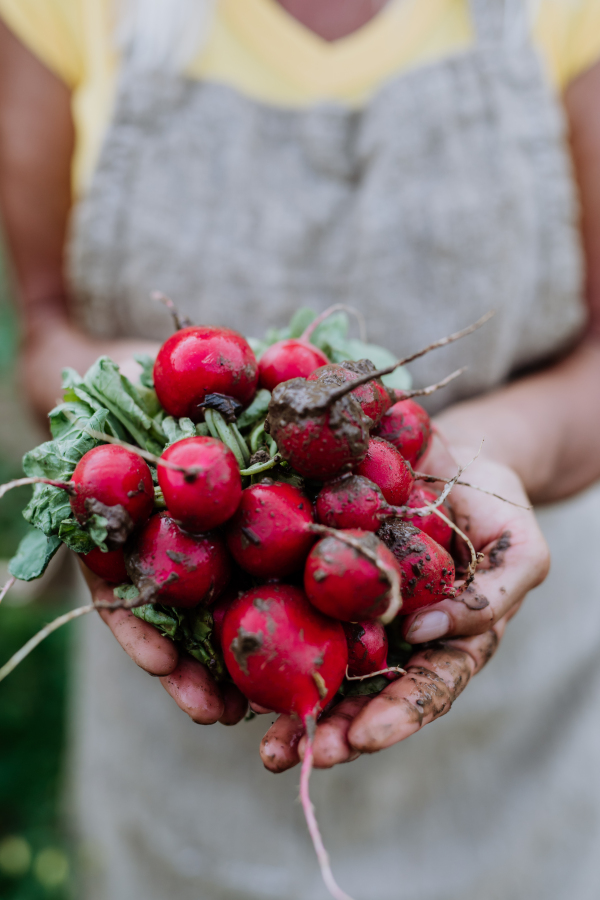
[[81, 566, 249, 726], [260, 432, 550, 772], [21, 317, 162, 418]]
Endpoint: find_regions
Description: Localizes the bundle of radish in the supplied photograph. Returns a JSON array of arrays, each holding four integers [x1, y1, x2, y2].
[[0, 301, 506, 900]]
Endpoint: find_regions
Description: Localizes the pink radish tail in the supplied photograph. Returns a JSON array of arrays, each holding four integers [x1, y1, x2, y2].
[[300, 716, 357, 900]]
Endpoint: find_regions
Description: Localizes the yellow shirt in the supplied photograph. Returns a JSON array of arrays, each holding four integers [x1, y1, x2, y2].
[[2, 0, 600, 193]]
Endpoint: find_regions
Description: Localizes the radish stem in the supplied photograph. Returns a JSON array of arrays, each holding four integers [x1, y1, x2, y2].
[[300, 717, 356, 900], [0, 603, 95, 683], [394, 367, 465, 401], [0, 477, 74, 500], [434, 507, 483, 596], [0, 577, 15, 604], [152, 291, 192, 330], [323, 312, 495, 407], [345, 665, 405, 681], [300, 304, 367, 343]]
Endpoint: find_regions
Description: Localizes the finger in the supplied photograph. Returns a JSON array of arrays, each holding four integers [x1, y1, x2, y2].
[[348, 627, 502, 753], [84, 572, 179, 676], [219, 683, 249, 726], [160, 656, 224, 724], [250, 701, 274, 714], [441, 613, 507, 675], [260, 715, 304, 773], [297, 696, 370, 768], [403, 522, 549, 642]]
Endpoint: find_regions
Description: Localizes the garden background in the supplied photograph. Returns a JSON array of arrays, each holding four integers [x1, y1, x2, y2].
[[0, 244, 73, 900]]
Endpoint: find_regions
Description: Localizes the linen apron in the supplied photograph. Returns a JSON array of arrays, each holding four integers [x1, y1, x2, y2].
[[67, 2, 600, 898]]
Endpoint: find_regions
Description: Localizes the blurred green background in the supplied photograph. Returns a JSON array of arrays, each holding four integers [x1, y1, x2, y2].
[[0, 246, 73, 899]]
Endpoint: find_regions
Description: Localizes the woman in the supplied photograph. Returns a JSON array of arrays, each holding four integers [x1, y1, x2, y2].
[[1, 1, 600, 897]]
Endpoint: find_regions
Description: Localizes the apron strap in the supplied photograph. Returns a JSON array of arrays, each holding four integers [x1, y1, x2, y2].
[[469, 0, 533, 47]]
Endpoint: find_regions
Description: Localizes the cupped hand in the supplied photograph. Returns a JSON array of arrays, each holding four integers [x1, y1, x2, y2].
[[260, 432, 550, 772], [77, 346, 249, 728], [81, 566, 249, 725]]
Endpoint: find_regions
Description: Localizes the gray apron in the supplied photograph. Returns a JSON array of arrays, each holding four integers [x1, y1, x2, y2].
[[67, 2, 600, 898]]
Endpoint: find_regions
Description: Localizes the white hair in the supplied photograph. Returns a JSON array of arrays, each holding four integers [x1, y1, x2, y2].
[[116, 0, 215, 72]]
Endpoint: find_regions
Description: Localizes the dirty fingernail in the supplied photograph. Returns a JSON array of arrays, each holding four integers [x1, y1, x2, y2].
[[406, 610, 450, 643]]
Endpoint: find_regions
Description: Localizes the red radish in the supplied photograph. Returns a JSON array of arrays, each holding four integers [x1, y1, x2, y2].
[[153, 325, 258, 420], [222, 584, 352, 900], [308, 360, 391, 427], [79, 547, 129, 584], [222, 584, 347, 717], [265, 379, 369, 480], [304, 529, 402, 622], [226, 482, 315, 578], [342, 620, 388, 678], [316, 475, 393, 532], [158, 436, 241, 533], [354, 437, 414, 506], [211, 588, 238, 647], [377, 520, 455, 614], [259, 340, 329, 391], [125, 513, 230, 608], [70, 444, 154, 548], [405, 486, 453, 551], [376, 399, 432, 467]]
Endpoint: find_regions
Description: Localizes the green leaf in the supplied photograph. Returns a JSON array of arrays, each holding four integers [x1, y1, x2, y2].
[[131, 604, 183, 641], [341, 339, 412, 390], [309, 312, 348, 349], [57, 518, 96, 554], [131, 604, 227, 680], [162, 416, 196, 447], [340, 675, 389, 698], [133, 384, 162, 419], [83, 357, 165, 453], [23, 408, 110, 481], [237, 389, 272, 430], [86, 513, 108, 550], [8, 528, 62, 581], [22, 485, 72, 536], [133, 353, 156, 389], [114, 584, 140, 602], [288, 307, 316, 338]]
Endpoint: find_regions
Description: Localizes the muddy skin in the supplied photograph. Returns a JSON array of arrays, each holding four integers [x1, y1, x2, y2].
[[265, 378, 370, 470], [248, 449, 271, 467], [454, 584, 490, 610], [472, 629, 500, 669], [385, 646, 473, 730], [487, 531, 512, 569], [84, 497, 134, 549], [230, 627, 264, 675], [377, 519, 454, 608]]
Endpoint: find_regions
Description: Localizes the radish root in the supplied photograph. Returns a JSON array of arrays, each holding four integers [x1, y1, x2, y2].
[[323, 311, 495, 406], [0, 577, 16, 605], [0, 477, 75, 500], [0, 591, 157, 684], [0, 603, 95, 684], [394, 367, 466, 401], [412, 470, 532, 511], [402, 442, 483, 519], [345, 665, 405, 682], [433, 507, 483, 596], [152, 290, 192, 330], [300, 716, 357, 900], [309, 524, 402, 624]]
